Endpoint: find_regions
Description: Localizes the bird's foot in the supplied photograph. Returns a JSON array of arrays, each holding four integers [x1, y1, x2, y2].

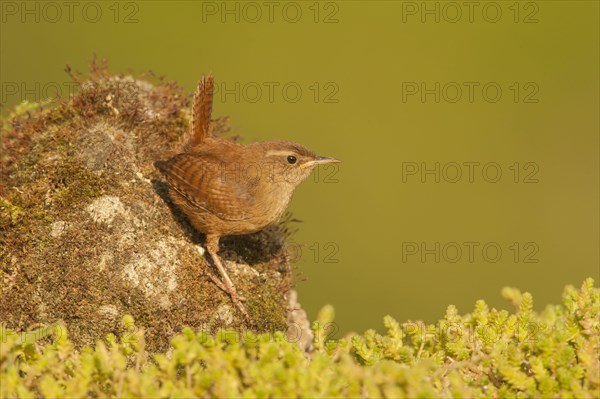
[[205, 269, 252, 324]]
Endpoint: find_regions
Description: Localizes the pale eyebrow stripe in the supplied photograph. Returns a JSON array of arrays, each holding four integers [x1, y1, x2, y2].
[[266, 150, 293, 157]]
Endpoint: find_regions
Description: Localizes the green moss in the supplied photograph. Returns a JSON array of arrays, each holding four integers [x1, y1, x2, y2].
[[0, 100, 50, 130], [52, 162, 104, 209], [245, 275, 288, 333], [2, 279, 598, 398], [0, 197, 25, 225]]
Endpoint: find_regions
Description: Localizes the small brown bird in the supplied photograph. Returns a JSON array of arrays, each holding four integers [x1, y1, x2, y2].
[[155, 74, 340, 321]]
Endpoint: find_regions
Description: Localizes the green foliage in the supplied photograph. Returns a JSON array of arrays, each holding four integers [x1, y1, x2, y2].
[[1, 279, 598, 398]]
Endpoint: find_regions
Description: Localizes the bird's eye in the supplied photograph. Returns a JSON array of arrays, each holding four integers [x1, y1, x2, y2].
[[287, 155, 297, 164]]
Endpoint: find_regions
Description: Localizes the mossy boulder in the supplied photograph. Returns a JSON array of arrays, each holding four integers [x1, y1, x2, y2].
[[0, 64, 311, 351]]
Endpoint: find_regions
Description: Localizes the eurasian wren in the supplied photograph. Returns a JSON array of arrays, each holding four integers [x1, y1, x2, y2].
[[155, 74, 339, 321]]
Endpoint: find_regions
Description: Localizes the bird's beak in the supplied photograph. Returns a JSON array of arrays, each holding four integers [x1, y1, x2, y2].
[[302, 156, 341, 168]]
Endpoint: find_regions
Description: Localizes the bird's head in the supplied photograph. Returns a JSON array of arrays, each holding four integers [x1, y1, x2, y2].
[[251, 140, 340, 188]]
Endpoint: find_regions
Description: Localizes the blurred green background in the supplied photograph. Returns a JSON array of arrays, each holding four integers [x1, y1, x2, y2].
[[2, 1, 598, 335]]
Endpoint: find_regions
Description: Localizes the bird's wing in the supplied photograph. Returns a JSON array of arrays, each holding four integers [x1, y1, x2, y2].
[[155, 152, 254, 221]]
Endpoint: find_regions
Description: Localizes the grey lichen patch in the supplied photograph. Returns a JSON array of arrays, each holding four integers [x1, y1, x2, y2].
[[50, 221, 67, 238], [225, 260, 260, 279], [1, 63, 306, 351], [97, 304, 119, 320], [74, 123, 115, 169], [122, 239, 179, 304], [87, 195, 127, 226], [286, 289, 313, 351], [213, 304, 234, 327], [96, 252, 114, 272]]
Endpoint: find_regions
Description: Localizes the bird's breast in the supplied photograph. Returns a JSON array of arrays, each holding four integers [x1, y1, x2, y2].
[[246, 182, 294, 227]]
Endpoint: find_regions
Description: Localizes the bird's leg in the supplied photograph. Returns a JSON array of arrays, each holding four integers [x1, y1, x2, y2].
[[205, 234, 252, 323]]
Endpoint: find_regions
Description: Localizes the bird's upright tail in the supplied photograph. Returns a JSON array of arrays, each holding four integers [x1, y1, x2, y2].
[[187, 73, 214, 149]]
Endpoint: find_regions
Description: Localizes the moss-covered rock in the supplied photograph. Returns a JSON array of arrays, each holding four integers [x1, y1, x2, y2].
[[0, 62, 309, 351]]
